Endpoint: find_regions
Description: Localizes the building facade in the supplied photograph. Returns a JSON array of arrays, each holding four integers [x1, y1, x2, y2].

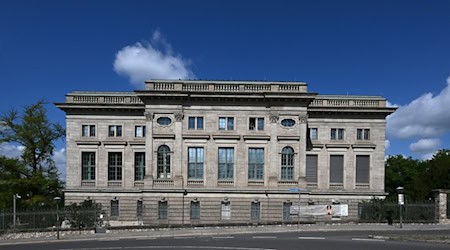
[[56, 80, 395, 226]]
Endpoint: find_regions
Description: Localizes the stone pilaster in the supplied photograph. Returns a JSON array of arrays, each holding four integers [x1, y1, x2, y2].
[[297, 113, 308, 188], [144, 111, 154, 188], [268, 114, 279, 188], [173, 112, 184, 187], [434, 189, 449, 224]]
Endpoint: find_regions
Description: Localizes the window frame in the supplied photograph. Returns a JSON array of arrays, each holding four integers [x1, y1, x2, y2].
[[283, 202, 292, 222], [157, 117, 172, 126], [248, 148, 264, 180], [135, 125, 146, 138], [108, 125, 123, 137], [158, 200, 168, 220], [108, 152, 122, 181], [81, 152, 96, 181], [136, 200, 143, 218], [330, 128, 344, 140], [249, 117, 264, 131], [281, 119, 296, 128], [251, 201, 261, 222], [110, 200, 119, 217], [188, 147, 204, 180], [218, 147, 234, 180], [310, 128, 318, 140], [134, 152, 145, 181], [82, 125, 96, 137], [356, 128, 370, 141], [157, 145, 171, 179], [280, 146, 294, 180], [190, 201, 200, 220], [188, 117, 204, 130], [218, 117, 234, 130]]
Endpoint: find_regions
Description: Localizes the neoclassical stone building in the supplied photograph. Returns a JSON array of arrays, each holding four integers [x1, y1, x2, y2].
[[56, 80, 395, 225]]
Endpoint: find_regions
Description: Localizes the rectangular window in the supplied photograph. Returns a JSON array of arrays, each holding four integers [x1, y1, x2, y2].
[[108, 152, 122, 181], [356, 155, 370, 184], [81, 152, 96, 181], [134, 152, 145, 181], [108, 125, 123, 137], [283, 202, 292, 222], [136, 200, 143, 218], [190, 201, 200, 220], [330, 155, 344, 184], [249, 118, 264, 131], [218, 117, 234, 130], [251, 201, 260, 222], [356, 129, 370, 141], [218, 148, 234, 179], [82, 125, 96, 137], [310, 128, 318, 140], [135, 125, 146, 137], [158, 201, 168, 220], [188, 117, 204, 130], [188, 147, 204, 179], [221, 201, 231, 220], [306, 155, 318, 184], [330, 128, 344, 140], [248, 148, 264, 180], [111, 200, 119, 217]]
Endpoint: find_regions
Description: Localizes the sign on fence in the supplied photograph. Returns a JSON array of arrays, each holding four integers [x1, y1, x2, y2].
[[290, 204, 348, 216]]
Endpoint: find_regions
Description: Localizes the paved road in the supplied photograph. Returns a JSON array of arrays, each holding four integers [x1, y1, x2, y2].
[[1, 230, 449, 250]]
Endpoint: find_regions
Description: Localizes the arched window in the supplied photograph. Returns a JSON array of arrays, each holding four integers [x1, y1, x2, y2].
[[157, 145, 171, 179], [281, 146, 294, 180]]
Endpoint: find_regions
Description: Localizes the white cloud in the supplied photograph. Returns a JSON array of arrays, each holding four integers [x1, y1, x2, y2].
[[385, 139, 390, 150], [386, 100, 399, 108], [409, 138, 440, 156], [52, 148, 66, 181], [0, 142, 24, 159], [0, 142, 66, 180], [387, 76, 450, 139], [113, 30, 195, 88]]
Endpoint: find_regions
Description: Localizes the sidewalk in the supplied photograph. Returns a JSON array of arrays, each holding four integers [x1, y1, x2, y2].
[[1, 223, 450, 246]]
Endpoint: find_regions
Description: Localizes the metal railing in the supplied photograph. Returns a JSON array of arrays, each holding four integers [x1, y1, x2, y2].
[[0, 209, 100, 233], [358, 201, 436, 223]]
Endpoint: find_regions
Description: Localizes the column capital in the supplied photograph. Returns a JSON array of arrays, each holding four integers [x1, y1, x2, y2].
[[144, 111, 154, 121], [174, 112, 184, 122]]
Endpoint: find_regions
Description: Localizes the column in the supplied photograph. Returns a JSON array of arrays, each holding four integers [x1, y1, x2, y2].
[[434, 189, 449, 224], [173, 112, 184, 187], [268, 114, 279, 188], [144, 111, 154, 188], [297, 114, 308, 188]]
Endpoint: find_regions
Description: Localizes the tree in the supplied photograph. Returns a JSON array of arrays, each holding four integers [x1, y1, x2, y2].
[[0, 100, 65, 174], [0, 101, 65, 210], [385, 150, 450, 201]]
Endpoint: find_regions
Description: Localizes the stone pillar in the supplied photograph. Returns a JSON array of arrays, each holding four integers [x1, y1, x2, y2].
[[173, 112, 184, 187], [297, 114, 308, 188], [144, 111, 154, 188], [268, 114, 279, 188], [434, 189, 449, 224]]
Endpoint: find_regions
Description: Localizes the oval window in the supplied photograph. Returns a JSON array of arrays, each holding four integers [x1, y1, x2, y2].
[[157, 117, 172, 126], [281, 119, 296, 128]]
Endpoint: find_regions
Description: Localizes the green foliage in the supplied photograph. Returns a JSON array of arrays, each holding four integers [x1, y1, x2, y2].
[[0, 100, 65, 174], [0, 101, 65, 211], [385, 149, 450, 201], [65, 200, 102, 229]]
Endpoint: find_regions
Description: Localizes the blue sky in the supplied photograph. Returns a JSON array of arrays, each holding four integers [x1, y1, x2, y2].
[[1, 0, 450, 179]]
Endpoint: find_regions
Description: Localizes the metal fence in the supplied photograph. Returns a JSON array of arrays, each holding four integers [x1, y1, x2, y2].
[[0, 209, 100, 233], [0, 200, 439, 233], [447, 199, 450, 219], [358, 201, 435, 223]]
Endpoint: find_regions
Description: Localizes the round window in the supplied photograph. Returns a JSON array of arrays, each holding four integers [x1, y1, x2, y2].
[[281, 119, 296, 128], [157, 117, 172, 125]]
